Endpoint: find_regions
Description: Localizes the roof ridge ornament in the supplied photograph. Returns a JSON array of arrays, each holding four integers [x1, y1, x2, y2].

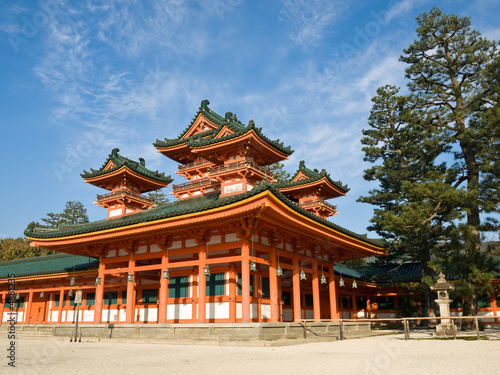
[[200, 99, 210, 110]]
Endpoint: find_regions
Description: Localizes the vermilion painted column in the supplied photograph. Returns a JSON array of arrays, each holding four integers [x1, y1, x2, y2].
[[125, 259, 136, 323], [241, 242, 251, 322], [158, 252, 169, 323], [0, 292, 5, 322], [269, 247, 278, 322], [57, 288, 64, 323], [198, 248, 207, 322], [229, 264, 237, 322], [312, 261, 321, 320], [93, 262, 105, 323], [25, 290, 33, 323], [292, 255, 301, 321], [329, 263, 338, 319]]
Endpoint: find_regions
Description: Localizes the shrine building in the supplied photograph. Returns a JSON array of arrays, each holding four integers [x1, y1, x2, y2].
[[2, 100, 388, 325]]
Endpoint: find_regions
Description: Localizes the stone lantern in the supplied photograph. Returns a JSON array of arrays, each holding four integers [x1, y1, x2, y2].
[[430, 273, 456, 336]]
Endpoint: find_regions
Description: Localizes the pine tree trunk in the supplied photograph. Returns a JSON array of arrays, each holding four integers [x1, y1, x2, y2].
[[462, 292, 478, 331], [458, 122, 482, 331]]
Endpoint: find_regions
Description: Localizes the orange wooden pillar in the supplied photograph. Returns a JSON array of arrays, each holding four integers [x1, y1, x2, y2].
[[292, 255, 301, 321], [158, 251, 169, 323], [269, 247, 279, 322], [312, 261, 321, 320], [57, 288, 64, 323], [125, 259, 136, 323], [198, 247, 207, 322], [0, 292, 5, 322], [241, 241, 251, 322], [25, 290, 33, 323], [94, 262, 105, 323], [328, 263, 338, 319], [229, 264, 237, 322]]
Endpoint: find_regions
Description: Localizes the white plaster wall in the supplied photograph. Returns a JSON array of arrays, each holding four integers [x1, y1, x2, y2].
[[150, 244, 162, 253], [236, 302, 242, 319], [185, 239, 197, 248], [376, 312, 396, 319], [118, 309, 126, 322], [51, 311, 59, 322], [136, 245, 147, 254], [479, 311, 495, 322], [82, 310, 94, 322], [101, 309, 119, 322], [207, 235, 221, 245], [2, 312, 13, 322], [207, 302, 229, 320], [250, 303, 258, 319], [169, 241, 182, 250], [167, 304, 192, 320], [225, 233, 238, 243], [139, 307, 158, 322], [260, 304, 270, 319]]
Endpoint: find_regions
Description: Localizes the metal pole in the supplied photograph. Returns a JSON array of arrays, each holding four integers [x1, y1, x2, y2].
[[475, 317, 480, 340], [74, 304, 80, 343], [339, 319, 344, 341], [303, 320, 307, 339]]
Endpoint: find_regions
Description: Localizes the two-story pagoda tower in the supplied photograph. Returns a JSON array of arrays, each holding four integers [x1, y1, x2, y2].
[[81, 148, 172, 218], [154, 100, 293, 200]]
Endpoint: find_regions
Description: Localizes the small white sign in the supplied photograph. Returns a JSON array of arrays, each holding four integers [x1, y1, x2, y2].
[[75, 290, 83, 305]]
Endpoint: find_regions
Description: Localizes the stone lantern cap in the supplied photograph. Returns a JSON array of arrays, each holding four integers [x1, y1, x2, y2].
[[430, 272, 454, 291]]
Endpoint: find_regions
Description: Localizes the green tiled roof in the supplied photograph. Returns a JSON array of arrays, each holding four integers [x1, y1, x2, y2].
[[276, 160, 349, 192], [0, 254, 98, 279], [153, 100, 294, 156], [81, 148, 173, 184], [26, 182, 383, 249]]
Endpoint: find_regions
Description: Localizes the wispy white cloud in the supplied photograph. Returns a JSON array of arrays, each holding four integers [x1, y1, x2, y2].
[[280, 0, 346, 47]]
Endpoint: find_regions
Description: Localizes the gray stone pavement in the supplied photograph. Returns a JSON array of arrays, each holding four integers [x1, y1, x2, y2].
[[1, 330, 499, 375]]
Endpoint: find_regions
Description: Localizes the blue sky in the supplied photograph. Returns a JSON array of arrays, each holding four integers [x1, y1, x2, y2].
[[1, 0, 499, 240]]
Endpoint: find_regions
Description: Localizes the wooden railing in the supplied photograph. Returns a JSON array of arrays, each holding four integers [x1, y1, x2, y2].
[[208, 158, 273, 178], [299, 198, 337, 211], [172, 178, 215, 191], [178, 160, 212, 172], [300, 315, 495, 341], [96, 189, 154, 203]]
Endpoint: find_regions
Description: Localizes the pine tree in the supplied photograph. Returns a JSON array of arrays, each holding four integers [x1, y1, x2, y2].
[[59, 201, 89, 225], [269, 162, 290, 183], [147, 189, 170, 206], [360, 8, 500, 330]]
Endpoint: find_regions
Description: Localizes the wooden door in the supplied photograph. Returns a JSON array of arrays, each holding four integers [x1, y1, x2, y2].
[[30, 299, 46, 324]]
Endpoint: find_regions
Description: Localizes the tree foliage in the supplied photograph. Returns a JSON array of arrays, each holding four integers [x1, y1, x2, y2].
[[269, 162, 291, 183], [147, 188, 170, 206], [359, 8, 500, 329], [0, 238, 54, 262], [1, 201, 90, 261]]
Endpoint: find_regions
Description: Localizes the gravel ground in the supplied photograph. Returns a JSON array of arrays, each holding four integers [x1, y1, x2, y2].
[[1, 332, 499, 375]]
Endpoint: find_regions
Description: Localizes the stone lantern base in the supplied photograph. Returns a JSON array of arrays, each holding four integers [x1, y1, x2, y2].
[[433, 323, 457, 337]]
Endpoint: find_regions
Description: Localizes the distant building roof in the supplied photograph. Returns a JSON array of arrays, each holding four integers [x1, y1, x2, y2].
[[0, 254, 98, 279]]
